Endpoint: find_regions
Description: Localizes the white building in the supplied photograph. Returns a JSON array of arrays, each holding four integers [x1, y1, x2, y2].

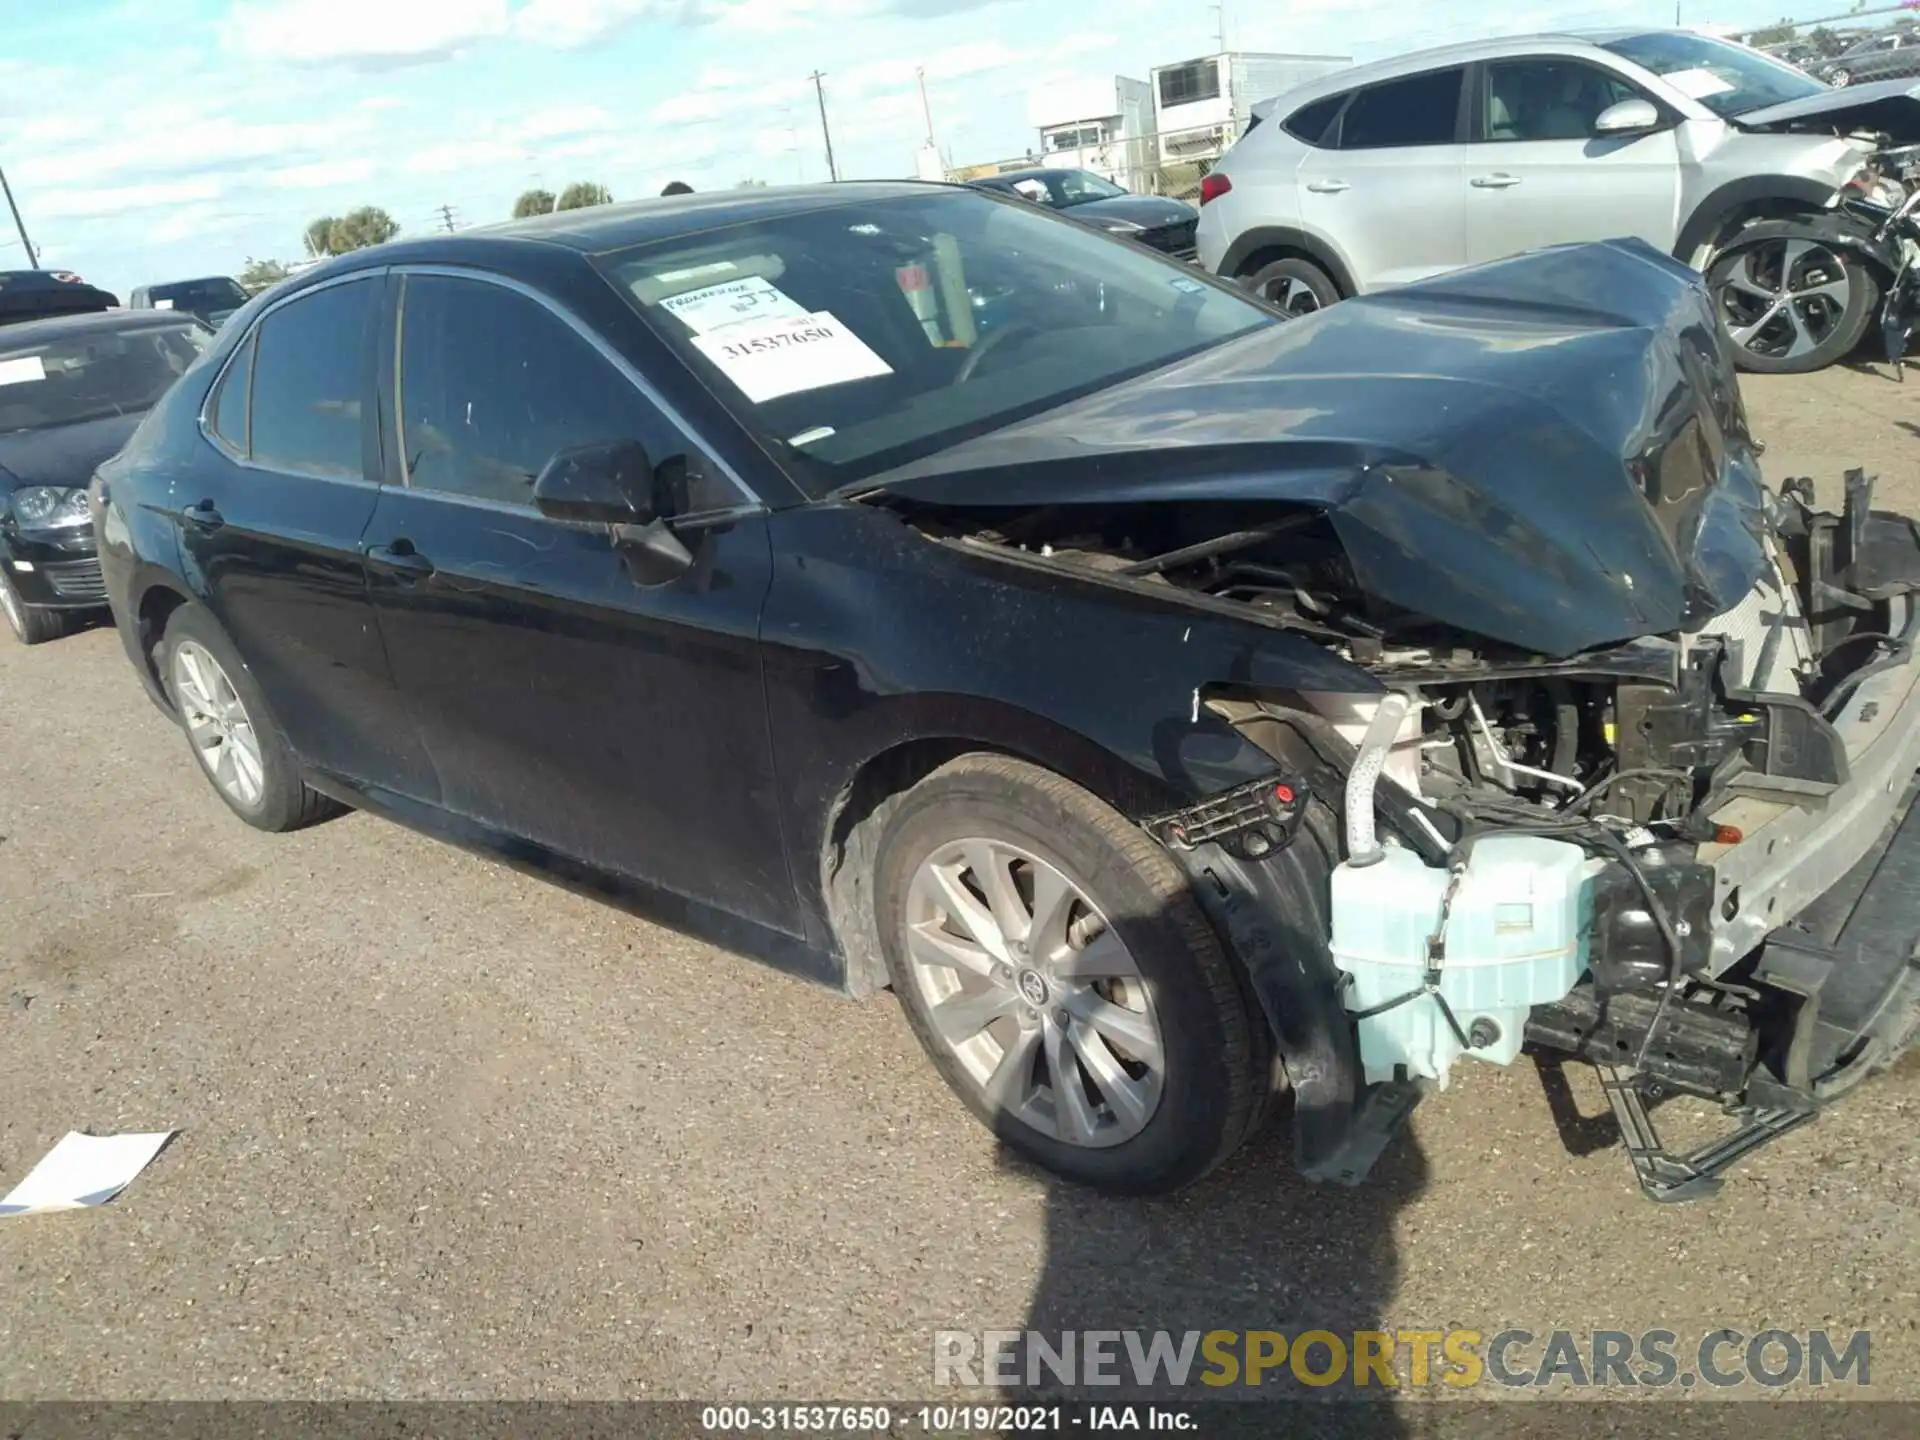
[[1026, 75, 1156, 192], [1150, 51, 1350, 166]]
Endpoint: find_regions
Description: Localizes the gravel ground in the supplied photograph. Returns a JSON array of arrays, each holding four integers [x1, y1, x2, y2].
[[1, 364, 1917, 1410]]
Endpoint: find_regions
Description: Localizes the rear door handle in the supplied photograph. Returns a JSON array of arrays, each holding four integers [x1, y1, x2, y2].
[[1470, 173, 1522, 189], [182, 499, 224, 531], [1305, 179, 1351, 194], [363, 541, 435, 580]]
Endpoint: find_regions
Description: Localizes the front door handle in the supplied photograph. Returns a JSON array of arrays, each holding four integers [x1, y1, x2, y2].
[[1306, 179, 1351, 194], [182, 499, 224, 531], [1470, 173, 1523, 189], [364, 541, 435, 580]]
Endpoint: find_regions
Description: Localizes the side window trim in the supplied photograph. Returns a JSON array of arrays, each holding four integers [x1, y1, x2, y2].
[[388, 263, 759, 513], [195, 270, 385, 487], [199, 328, 255, 460]]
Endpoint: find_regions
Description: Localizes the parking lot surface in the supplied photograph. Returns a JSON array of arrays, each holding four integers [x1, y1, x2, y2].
[[2, 363, 1918, 1403]]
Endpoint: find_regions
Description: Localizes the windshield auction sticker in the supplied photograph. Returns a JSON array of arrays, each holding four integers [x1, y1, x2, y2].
[[664, 276, 809, 334], [0, 355, 47, 386], [691, 310, 892, 402]]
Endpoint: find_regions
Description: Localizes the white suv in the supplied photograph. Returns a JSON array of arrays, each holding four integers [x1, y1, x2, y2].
[[1197, 29, 1905, 371]]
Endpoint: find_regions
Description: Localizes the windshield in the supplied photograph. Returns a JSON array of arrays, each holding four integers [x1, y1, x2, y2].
[[599, 189, 1269, 491], [0, 321, 210, 433], [1603, 31, 1828, 118], [149, 278, 248, 312], [1005, 171, 1129, 208]]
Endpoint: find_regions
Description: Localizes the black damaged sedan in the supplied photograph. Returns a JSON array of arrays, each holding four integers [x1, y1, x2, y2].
[[2, 310, 211, 643], [94, 184, 1920, 1199]]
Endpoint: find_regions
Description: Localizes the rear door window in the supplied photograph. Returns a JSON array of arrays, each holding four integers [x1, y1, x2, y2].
[[1338, 67, 1466, 149], [247, 279, 378, 479]]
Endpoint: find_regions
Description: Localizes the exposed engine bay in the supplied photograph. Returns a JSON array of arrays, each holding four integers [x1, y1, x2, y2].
[[898, 470, 1920, 1201], [855, 238, 1920, 1200]]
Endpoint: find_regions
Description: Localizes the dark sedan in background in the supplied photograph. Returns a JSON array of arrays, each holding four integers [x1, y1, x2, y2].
[[2, 310, 210, 643], [968, 168, 1200, 259]]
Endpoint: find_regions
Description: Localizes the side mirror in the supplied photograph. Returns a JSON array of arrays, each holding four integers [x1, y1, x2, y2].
[[1594, 98, 1661, 137], [532, 439, 667, 525]]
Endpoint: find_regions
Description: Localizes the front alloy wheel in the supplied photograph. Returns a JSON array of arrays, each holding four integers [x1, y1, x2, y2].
[[1710, 235, 1877, 373], [904, 837, 1164, 1148], [874, 754, 1272, 1194], [172, 640, 266, 809]]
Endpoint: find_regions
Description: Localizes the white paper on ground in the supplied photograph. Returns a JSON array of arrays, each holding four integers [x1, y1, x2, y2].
[[692, 310, 892, 403], [0, 355, 47, 386], [663, 275, 807, 334], [0, 1130, 176, 1216]]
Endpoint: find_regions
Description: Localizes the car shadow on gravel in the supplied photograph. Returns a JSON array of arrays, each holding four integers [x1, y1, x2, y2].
[[1002, 1114, 1427, 1435]]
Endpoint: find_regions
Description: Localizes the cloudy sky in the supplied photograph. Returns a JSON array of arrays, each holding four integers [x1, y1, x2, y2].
[[3, 0, 1806, 295]]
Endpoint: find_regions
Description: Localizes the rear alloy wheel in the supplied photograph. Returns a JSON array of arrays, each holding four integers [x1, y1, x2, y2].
[[157, 603, 343, 832], [1244, 257, 1340, 321], [875, 754, 1269, 1194], [0, 572, 67, 645], [1709, 234, 1878, 373], [1829, 68, 1852, 86]]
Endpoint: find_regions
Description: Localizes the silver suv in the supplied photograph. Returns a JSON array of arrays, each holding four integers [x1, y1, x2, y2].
[[1197, 30, 1907, 371]]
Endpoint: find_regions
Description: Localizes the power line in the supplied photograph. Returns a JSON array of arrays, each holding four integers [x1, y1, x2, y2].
[[809, 70, 839, 182], [437, 204, 458, 233]]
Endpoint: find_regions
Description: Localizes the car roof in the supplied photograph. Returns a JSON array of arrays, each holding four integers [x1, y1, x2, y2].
[[0, 309, 209, 348], [1251, 28, 1671, 112], [471, 181, 952, 253], [980, 169, 1084, 184]]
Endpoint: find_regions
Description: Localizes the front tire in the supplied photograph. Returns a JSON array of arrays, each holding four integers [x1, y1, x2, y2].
[[156, 603, 342, 832], [1, 572, 68, 645], [874, 754, 1268, 1194], [1708, 232, 1879, 373]]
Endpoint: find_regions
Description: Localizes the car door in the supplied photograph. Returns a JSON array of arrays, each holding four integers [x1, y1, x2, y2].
[[1295, 64, 1470, 290], [1462, 56, 1682, 266], [359, 268, 797, 933], [182, 273, 439, 798]]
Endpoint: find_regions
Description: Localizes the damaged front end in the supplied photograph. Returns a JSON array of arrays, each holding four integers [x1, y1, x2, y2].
[[861, 240, 1920, 1200]]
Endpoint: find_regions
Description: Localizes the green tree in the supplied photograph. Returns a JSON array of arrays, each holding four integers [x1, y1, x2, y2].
[[304, 216, 338, 258], [329, 206, 399, 251], [556, 181, 613, 211], [513, 188, 557, 218], [239, 257, 290, 293], [1748, 20, 1796, 47]]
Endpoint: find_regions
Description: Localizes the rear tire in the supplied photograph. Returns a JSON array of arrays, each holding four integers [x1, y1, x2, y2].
[[874, 753, 1269, 1194], [1, 573, 68, 645], [156, 603, 343, 832], [1242, 257, 1340, 320]]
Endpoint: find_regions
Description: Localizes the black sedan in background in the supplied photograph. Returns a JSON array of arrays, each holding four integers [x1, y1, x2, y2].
[[2, 310, 210, 643], [969, 168, 1200, 259]]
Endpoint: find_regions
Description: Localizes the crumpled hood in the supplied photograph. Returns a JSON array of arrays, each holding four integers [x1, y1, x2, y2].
[[1736, 78, 1920, 143], [866, 238, 1773, 660]]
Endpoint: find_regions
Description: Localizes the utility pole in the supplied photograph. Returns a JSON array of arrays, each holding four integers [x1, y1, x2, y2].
[[437, 204, 458, 233], [917, 65, 939, 149], [809, 70, 839, 182], [1210, 2, 1228, 52], [0, 161, 39, 269]]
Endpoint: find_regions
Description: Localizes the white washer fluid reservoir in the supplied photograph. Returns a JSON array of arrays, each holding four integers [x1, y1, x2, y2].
[[1330, 836, 1600, 1087]]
